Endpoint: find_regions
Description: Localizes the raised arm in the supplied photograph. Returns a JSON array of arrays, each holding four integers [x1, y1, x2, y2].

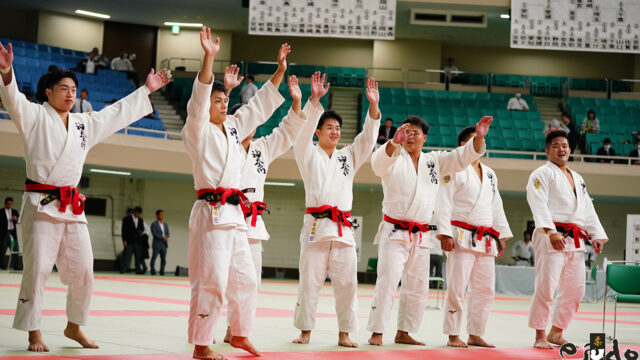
[[268, 43, 291, 89], [371, 123, 410, 177], [435, 174, 456, 251], [350, 78, 381, 171], [197, 26, 219, 86], [437, 116, 491, 175], [223, 64, 244, 96], [293, 72, 329, 167]]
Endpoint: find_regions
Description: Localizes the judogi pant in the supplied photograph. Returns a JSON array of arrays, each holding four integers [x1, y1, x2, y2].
[[294, 240, 358, 333], [528, 232, 585, 330], [367, 238, 431, 334], [227, 239, 263, 328], [188, 224, 257, 346], [13, 207, 94, 331], [443, 247, 495, 337]]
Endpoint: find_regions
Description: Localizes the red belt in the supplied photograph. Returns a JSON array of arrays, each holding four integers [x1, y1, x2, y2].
[[24, 183, 86, 215], [306, 205, 351, 237], [197, 187, 251, 222], [383, 214, 435, 244], [247, 201, 268, 227], [451, 220, 501, 254], [554, 222, 589, 249]]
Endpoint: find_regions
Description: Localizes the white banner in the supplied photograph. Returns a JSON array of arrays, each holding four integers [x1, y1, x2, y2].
[[626, 214, 640, 263], [248, 0, 396, 40], [510, 0, 640, 53]]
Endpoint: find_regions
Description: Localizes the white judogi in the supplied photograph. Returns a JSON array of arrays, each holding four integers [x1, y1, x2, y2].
[[526, 161, 607, 330], [367, 138, 485, 335], [436, 164, 512, 337], [512, 240, 534, 266], [182, 75, 284, 345], [293, 102, 379, 333], [0, 69, 152, 331]]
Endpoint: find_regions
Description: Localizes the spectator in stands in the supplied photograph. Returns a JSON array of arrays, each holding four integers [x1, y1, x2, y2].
[[507, 91, 529, 111], [239, 75, 257, 104], [71, 89, 93, 113], [377, 118, 396, 145], [84, 53, 97, 74], [111, 50, 139, 87], [512, 230, 534, 266], [36, 65, 59, 104], [543, 118, 569, 136], [580, 109, 600, 134], [442, 57, 459, 83], [150, 209, 169, 276], [596, 138, 616, 163], [561, 113, 579, 154], [90, 47, 109, 71], [629, 138, 640, 165]]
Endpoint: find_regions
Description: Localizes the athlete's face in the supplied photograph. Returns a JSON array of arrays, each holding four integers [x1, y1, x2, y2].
[[315, 118, 341, 150], [546, 136, 570, 166], [401, 124, 427, 154], [46, 78, 77, 113], [209, 90, 228, 124]]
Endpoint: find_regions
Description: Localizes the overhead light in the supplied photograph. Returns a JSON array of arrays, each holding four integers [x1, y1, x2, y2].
[[90, 168, 131, 176], [264, 181, 295, 187], [164, 22, 203, 28], [75, 9, 111, 19], [500, 14, 510, 19]]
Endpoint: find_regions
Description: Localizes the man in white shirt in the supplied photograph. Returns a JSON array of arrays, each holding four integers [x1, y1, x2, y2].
[[526, 130, 608, 349], [443, 57, 459, 83], [239, 75, 259, 104], [111, 50, 139, 87], [512, 230, 534, 266], [71, 89, 93, 113], [507, 91, 529, 111]]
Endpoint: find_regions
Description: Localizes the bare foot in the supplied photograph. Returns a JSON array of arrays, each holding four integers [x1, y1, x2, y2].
[[28, 330, 49, 352], [547, 330, 568, 346], [292, 330, 311, 344], [223, 326, 232, 344], [63, 322, 99, 349], [467, 335, 495, 348], [193, 345, 226, 360], [368, 333, 383, 346], [395, 331, 425, 346], [212, 338, 216, 344], [338, 332, 358, 348], [533, 330, 553, 349], [229, 336, 262, 356], [447, 335, 468, 348]]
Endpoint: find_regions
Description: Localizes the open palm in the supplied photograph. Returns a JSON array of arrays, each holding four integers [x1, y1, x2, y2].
[[289, 75, 302, 103], [310, 71, 330, 100], [200, 26, 219, 56], [0, 42, 14, 69], [145, 68, 172, 93], [277, 43, 291, 71], [475, 115, 493, 137], [365, 78, 379, 105], [224, 65, 244, 90]]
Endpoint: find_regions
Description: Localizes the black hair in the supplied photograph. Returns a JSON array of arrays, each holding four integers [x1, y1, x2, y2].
[[47, 65, 58, 72], [317, 110, 342, 129], [43, 68, 78, 91], [4, 197, 13, 204], [587, 109, 595, 116], [229, 103, 243, 115], [385, 117, 393, 123], [156, 209, 163, 216], [524, 230, 532, 238], [545, 130, 569, 148], [401, 115, 429, 135], [457, 125, 476, 146], [603, 138, 611, 144], [247, 75, 255, 82], [134, 206, 143, 214], [211, 80, 227, 96]]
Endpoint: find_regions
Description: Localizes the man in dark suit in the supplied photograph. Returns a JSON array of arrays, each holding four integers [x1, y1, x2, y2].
[[121, 206, 147, 274], [630, 138, 640, 165], [377, 118, 397, 145], [596, 138, 616, 163], [0, 197, 20, 270], [150, 209, 169, 276]]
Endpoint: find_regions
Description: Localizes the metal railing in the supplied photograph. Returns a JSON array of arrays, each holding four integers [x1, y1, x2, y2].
[[120, 126, 182, 141], [159, 58, 242, 74]]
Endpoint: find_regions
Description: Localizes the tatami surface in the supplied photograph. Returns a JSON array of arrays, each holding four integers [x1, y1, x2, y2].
[[0, 271, 638, 359]]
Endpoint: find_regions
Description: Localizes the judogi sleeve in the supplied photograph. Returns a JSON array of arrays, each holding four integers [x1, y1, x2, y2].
[[526, 167, 555, 230], [182, 74, 213, 150], [583, 187, 607, 241], [370, 142, 400, 177], [234, 80, 285, 139], [349, 110, 380, 171], [435, 174, 456, 239], [262, 107, 307, 165], [492, 176, 513, 240], [86, 86, 153, 145], [437, 136, 486, 175], [293, 101, 324, 174], [0, 69, 41, 138]]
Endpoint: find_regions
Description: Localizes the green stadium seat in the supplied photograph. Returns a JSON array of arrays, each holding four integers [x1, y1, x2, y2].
[[526, 112, 541, 122], [502, 128, 517, 139], [511, 111, 526, 121]]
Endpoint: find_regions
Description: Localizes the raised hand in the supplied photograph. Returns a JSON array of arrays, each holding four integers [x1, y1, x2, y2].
[[224, 64, 244, 91], [365, 78, 379, 106], [309, 71, 330, 104], [475, 115, 493, 138], [277, 43, 291, 72], [145, 68, 172, 93], [392, 123, 411, 144], [0, 41, 14, 70], [200, 26, 220, 57], [288, 75, 302, 103]]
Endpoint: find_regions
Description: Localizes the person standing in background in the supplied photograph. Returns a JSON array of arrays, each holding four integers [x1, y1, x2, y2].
[[150, 209, 169, 276]]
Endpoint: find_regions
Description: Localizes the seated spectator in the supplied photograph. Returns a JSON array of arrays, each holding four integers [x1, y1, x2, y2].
[[71, 89, 94, 113], [78, 52, 97, 75], [111, 50, 139, 87], [629, 138, 640, 165], [442, 57, 460, 83], [507, 91, 529, 111], [543, 118, 569, 136], [91, 47, 110, 71], [595, 138, 616, 163], [580, 109, 600, 153], [377, 118, 396, 145], [239, 75, 258, 104]]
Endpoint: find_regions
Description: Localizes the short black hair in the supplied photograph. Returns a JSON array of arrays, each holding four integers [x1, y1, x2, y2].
[[134, 206, 143, 214], [229, 103, 243, 115], [318, 110, 342, 129], [603, 138, 612, 144], [47, 65, 58, 72], [44, 68, 78, 90], [156, 209, 163, 216], [457, 125, 476, 146], [80, 88, 88, 95], [587, 109, 595, 116], [247, 75, 255, 82], [545, 130, 569, 148], [211, 80, 227, 95], [401, 115, 429, 135], [385, 118, 393, 123], [4, 197, 13, 204], [524, 230, 532, 237]]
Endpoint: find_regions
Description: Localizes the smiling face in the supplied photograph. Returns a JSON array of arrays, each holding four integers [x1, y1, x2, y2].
[[316, 118, 341, 150], [546, 135, 571, 167], [401, 124, 427, 155], [209, 90, 229, 124], [45, 77, 77, 113]]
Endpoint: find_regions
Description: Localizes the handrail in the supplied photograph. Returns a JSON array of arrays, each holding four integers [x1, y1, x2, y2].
[[120, 126, 182, 141]]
